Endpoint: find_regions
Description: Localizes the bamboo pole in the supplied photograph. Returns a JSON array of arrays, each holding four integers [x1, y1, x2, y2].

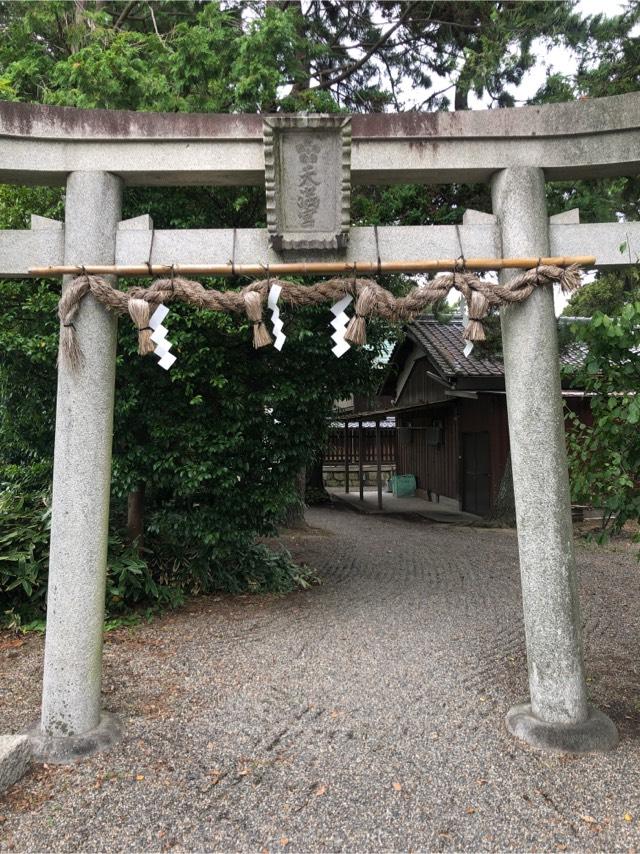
[[27, 255, 596, 278]]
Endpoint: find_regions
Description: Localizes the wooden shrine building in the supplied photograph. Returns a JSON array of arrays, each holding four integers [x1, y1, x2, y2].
[[380, 318, 591, 516]]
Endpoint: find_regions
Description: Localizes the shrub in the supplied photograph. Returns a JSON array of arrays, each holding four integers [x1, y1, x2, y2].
[[0, 477, 315, 629]]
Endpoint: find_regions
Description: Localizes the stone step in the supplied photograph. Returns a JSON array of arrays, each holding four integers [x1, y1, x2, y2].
[[0, 735, 31, 794]]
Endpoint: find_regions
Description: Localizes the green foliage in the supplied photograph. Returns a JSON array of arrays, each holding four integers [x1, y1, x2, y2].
[[563, 269, 640, 317], [0, 0, 619, 114], [573, 3, 640, 98], [0, 480, 182, 628], [0, 1, 393, 621], [534, 4, 640, 227], [564, 303, 640, 542], [0, 0, 638, 618], [0, 485, 51, 621], [0, 268, 381, 621]]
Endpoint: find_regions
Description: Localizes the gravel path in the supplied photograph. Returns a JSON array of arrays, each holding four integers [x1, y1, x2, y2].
[[1, 506, 639, 852]]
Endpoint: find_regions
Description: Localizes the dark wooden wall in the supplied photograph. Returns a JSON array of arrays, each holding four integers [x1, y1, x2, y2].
[[396, 404, 459, 500], [396, 394, 594, 511], [458, 396, 510, 508], [395, 396, 511, 507], [395, 357, 449, 408]]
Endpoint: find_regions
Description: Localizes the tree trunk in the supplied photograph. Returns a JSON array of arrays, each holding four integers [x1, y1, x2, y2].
[[70, 0, 92, 53], [127, 481, 146, 547], [305, 453, 332, 505], [281, 467, 307, 528], [284, 0, 310, 97], [454, 58, 472, 111], [488, 454, 516, 526], [454, 86, 469, 111], [306, 455, 324, 489]]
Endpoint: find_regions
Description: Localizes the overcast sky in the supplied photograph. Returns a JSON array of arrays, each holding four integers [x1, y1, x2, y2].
[[396, 0, 634, 111], [494, 0, 633, 104], [424, 0, 631, 315], [292, 1, 632, 315]]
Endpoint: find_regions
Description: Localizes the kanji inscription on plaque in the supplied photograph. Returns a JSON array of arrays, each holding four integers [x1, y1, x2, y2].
[[263, 115, 351, 251]]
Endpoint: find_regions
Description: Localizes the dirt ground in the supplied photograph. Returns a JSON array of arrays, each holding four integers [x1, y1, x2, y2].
[[1, 506, 639, 852]]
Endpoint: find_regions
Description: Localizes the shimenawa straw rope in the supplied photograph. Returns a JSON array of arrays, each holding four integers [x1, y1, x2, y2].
[[57, 264, 582, 369]]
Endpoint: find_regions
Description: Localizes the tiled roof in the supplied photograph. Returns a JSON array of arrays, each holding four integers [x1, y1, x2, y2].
[[407, 319, 504, 379], [559, 342, 589, 371], [407, 318, 586, 380]]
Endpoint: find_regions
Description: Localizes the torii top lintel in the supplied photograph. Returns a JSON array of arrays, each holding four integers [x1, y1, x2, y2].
[[0, 92, 639, 188]]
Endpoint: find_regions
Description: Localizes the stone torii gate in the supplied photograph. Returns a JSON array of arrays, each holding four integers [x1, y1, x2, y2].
[[1, 93, 639, 761]]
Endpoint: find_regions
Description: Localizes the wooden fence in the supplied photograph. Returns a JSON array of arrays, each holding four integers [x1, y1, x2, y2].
[[325, 426, 396, 464]]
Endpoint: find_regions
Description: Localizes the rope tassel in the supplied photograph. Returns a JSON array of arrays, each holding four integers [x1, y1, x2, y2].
[[57, 275, 90, 370], [463, 319, 486, 342], [558, 263, 582, 294], [60, 320, 83, 368], [128, 298, 155, 355], [243, 291, 272, 349], [345, 283, 377, 346], [463, 288, 492, 342]]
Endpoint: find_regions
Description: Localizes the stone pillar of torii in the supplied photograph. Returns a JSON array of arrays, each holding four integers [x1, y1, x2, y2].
[[1, 95, 639, 760]]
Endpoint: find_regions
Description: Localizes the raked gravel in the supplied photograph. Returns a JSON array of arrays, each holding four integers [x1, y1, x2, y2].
[[1, 505, 639, 852]]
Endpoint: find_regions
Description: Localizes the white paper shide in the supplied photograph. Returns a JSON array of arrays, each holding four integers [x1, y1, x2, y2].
[[268, 284, 286, 351], [330, 294, 352, 358], [149, 303, 176, 370]]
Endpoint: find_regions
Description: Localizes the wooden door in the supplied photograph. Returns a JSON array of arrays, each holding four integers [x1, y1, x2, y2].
[[462, 431, 490, 516]]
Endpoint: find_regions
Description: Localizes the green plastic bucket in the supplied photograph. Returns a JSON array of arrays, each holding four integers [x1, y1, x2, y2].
[[393, 474, 416, 497]]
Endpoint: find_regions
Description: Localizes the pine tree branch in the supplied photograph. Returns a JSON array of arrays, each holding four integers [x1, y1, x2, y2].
[[314, 1, 418, 92], [146, 1, 168, 49], [114, 0, 138, 30], [379, 51, 402, 111]]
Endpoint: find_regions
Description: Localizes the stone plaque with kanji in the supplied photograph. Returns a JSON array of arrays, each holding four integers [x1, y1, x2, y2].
[[263, 115, 351, 251]]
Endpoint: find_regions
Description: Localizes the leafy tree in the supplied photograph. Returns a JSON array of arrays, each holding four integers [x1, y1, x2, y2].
[[0, 1, 390, 622], [563, 269, 640, 318], [1, 0, 638, 621], [0, 181, 390, 621], [564, 303, 640, 540], [535, 3, 640, 226], [573, 3, 640, 99], [0, 1, 609, 113]]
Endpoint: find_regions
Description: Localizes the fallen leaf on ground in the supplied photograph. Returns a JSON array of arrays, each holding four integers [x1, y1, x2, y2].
[[581, 815, 597, 824], [466, 807, 476, 815], [315, 784, 327, 796], [135, 774, 145, 781], [280, 837, 289, 847], [624, 813, 633, 822], [0, 638, 25, 652], [392, 782, 402, 792], [476, 779, 489, 786]]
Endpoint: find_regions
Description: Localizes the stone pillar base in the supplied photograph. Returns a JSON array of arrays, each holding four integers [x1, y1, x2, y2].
[[27, 712, 121, 764], [506, 702, 618, 754]]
